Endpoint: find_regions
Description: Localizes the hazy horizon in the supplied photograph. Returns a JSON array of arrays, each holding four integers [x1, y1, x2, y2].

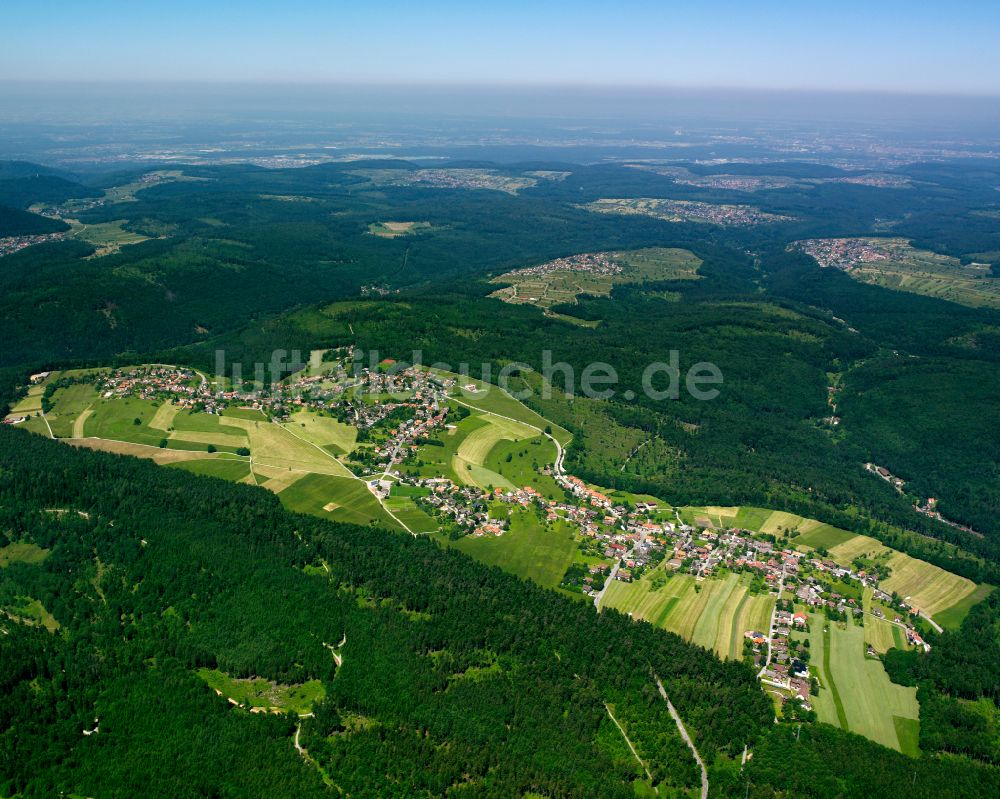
[[5, 1, 1000, 93]]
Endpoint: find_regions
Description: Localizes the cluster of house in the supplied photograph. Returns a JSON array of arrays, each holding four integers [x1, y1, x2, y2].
[[406, 168, 532, 193], [0, 231, 68, 258], [913, 496, 983, 538], [794, 238, 892, 271], [501, 251, 625, 281], [592, 197, 792, 227], [752, 609, 814, 705], [865, 462, 906, 492], [825, 173, 911, 188], [67, 363, 455, 472]]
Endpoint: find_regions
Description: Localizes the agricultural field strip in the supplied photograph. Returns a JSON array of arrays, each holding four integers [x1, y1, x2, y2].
[[266, 418, 413, 534]]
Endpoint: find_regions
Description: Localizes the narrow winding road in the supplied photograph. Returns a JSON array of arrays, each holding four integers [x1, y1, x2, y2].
[[604, 703, 657, 791], [655, 676, 708, 799]]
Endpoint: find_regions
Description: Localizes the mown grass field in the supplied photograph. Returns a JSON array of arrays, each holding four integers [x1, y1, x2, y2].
[[196, 668, 325, 715], [368, 220, 431, 238], [934, 583, 994, 630], [435, 369, 572, 446], [70, 218, 150, 257], [276, 472, 398, 529], [219, 417, 354, 476], [447, 510, 577, 589], [43, 382, 99, 438], [879, 551, 981, 621], [9, 383, 44, 415], [148, 400, 179, 431], [861, 587, 911, 654], [84, 397, 170, 447], [384, 492, 439, 533], [452, 414, 538, 490], [800, 614, 919, 755], [484, 435, 563, 497], [168, 458, 252, 483], [282, 410, 357, 454], [411, 413, 488, 483]]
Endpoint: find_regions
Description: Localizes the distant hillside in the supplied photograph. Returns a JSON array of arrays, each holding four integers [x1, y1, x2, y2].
[[0, 204, 68, 237], [0, 160, 73, 180], [0, 174, 101, 209]]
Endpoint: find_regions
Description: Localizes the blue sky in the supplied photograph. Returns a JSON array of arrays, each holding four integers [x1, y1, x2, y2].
[[4, 1, 999, 93]]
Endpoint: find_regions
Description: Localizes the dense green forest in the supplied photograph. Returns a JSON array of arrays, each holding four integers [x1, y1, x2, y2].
[[2, 427, 998, 798], [0, 204, 67, 236], [0, 427, 766, 797]]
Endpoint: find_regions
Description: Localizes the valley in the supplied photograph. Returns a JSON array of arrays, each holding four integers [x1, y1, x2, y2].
[[8, 351, 992, 759]]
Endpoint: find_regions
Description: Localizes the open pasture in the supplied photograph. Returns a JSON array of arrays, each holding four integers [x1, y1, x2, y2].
[[9, 384, 44, 415], [168, 458, 252, 483], [434, 369, 572, 445], [68, 437, 230, 465], [368, 220, 431, 238], [484, 435, 562, 497], [41, 382, 99, 438], [220, 417, 354, 476], [283, 410, 357, 454], [384, 493, 439, 533], [934, 583, 994, 630], [84, 396, 169, 446], [803, 614, 919, 755], [825, 533, 889, 563], [4, 596, 59, 632], [448, 511, 577, 589], [276, 472, 398, 528], [70, 219, 150, 257]]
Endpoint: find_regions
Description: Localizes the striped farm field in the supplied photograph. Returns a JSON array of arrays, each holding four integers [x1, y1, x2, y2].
[[9, 384, 44, 415], [602, 570, 774, 661], [826, 534, 889, 564], [934, 584, 994, 630], [879, 551, 979, 620], [865, 615, 905, 654], [219, 417, 354, 476], [170, 429, 248, 449]]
